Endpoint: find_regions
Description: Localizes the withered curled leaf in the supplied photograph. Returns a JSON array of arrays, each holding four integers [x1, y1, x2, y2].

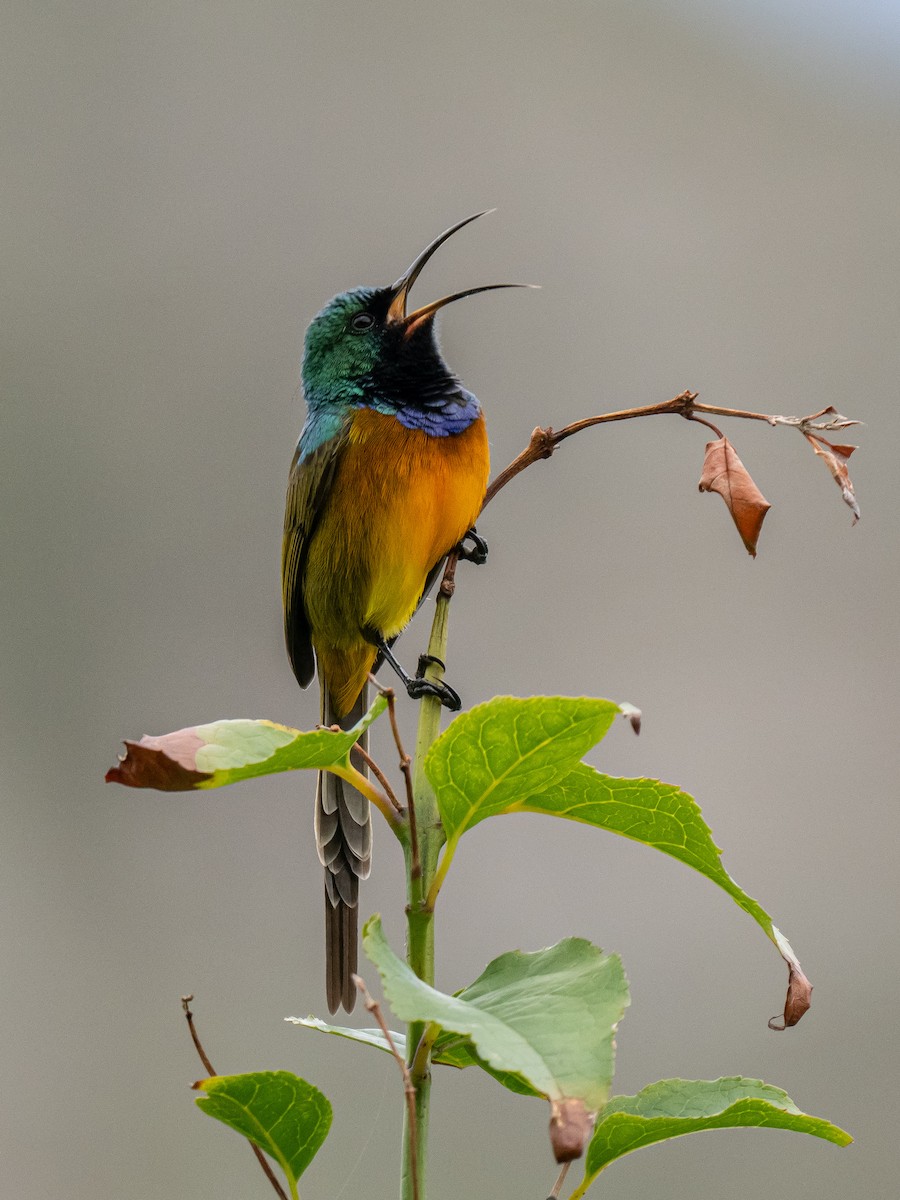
[[105, 733, 211, 790], [549, 1097, 594, 1163], [768, 961, 813, 1031], [803, 432, 860, 523], [698, 437, 771, 557], [768, 928, 813, 1030]]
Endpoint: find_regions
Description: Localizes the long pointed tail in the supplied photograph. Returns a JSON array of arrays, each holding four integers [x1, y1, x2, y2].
[[316, 683, 372, 1012]]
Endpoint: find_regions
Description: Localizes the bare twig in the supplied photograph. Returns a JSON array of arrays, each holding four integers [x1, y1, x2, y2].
[[453, 381, 869, 613], [181, 993, 215, 1076], [547, 1161, 572, 1199], [441, 392, 691, 592], [443, 391, 704, 593], [480, 391, 863, 514], [353, 975, 420, 1200], [369, 677, 420, 877], [439, 391, 862, 596], [384, 688, 415, 812], [440, 388, 866, 646], [482, 391, 711, 509], [351, 741, 403, 813], [387, 689, 418, 875], [181, 995, 289, 1200]]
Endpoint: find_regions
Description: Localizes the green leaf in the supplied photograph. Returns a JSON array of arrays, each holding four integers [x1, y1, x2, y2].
[[570, 1077, 852, 1197], [286, 1015, 401, 1055], [287, 1016, 542, 1098], [193, 1070, 332, 1198], [362, 915, 628, 1113], [518, 764, 810, 1014], [424, 695, 621, 843], [106, 694, 386, 790], [424, 712, 812, 1024]]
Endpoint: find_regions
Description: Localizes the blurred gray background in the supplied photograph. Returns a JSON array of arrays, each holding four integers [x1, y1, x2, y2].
[[3, 1, 898, 1196]]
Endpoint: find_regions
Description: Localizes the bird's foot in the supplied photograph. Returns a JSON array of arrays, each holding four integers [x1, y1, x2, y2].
[[409, 655, 462, 711], [456, 527, 488, 565], [373, 638, 463, 711]]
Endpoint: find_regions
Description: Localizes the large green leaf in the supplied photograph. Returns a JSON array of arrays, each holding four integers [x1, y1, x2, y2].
[[424, 696, 621, 843], [193, 1071, 332, 1200], [362, 915, 629, 1115], [106, 694, 386, 790], [425, 694, 811, 1025], [570, 1077, 852, 1197]]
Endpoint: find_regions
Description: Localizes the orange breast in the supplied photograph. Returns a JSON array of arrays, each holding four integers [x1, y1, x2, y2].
[[305, 407, 489, 713]]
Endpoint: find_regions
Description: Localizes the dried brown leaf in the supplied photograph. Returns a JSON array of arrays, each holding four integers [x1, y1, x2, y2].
[[105, 732, 211, 790], [549, 1097, 594, 1163], [803, 432, 860, 523], [768, 961, 813, 1031], [698, 437, 771, 557]]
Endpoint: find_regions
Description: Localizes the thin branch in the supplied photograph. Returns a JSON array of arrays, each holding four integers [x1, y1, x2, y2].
[[439, 386, 864, 612], [181, 995, 289, 1200], [353, 976, 420, 1200], [384, 687, 416, 812], [181, 993, 215, 1076], [481, 390, 698, 509], [369, 677, 420, 877], [388, 688, 419, 876], [479, 390, 862, 516], [547, 1161, 572, 1199], [444, 394, 863, 600], [351, 741, 403, 813]]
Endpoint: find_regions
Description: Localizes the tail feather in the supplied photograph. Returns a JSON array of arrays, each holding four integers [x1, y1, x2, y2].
[[325, 892, 358, 1012], [316, 682, 372, 1014]]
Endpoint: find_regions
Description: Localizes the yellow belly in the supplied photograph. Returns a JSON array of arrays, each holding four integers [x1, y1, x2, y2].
[[305, 407, 489, 714]]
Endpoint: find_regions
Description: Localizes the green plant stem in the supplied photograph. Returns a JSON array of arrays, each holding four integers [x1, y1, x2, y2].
[[401, 591, 452, 1200]]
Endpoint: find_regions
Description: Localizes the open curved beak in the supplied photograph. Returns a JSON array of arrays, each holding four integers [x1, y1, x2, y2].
[[387, 210, 537, 335]]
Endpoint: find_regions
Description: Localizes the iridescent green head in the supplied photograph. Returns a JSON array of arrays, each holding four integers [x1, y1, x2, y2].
[[301, 285, 421, 406], [301, 211, 531, 410]]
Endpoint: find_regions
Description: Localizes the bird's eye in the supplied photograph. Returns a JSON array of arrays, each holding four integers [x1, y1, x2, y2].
[[350, 312, 375, 333]]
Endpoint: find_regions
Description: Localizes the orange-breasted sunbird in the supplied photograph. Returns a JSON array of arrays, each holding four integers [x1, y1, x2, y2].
[[281, 213, 527, 1011]]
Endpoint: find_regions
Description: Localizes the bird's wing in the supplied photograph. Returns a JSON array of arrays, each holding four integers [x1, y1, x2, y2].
[[281, 432, 346, 687]]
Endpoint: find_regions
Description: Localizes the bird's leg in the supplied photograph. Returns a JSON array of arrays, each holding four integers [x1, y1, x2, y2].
[[455, 526, 488, 565], [373, 638, 462, 711]]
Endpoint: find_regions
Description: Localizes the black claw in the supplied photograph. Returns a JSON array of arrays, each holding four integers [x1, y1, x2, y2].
[[406, 677, 462, 711], [375, 641, 462, 711], [457, 527, 488, 565], [417, 653, 447, 675]]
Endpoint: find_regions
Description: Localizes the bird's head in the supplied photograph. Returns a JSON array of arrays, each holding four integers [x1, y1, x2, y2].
[[301, 212, 533, 409]]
